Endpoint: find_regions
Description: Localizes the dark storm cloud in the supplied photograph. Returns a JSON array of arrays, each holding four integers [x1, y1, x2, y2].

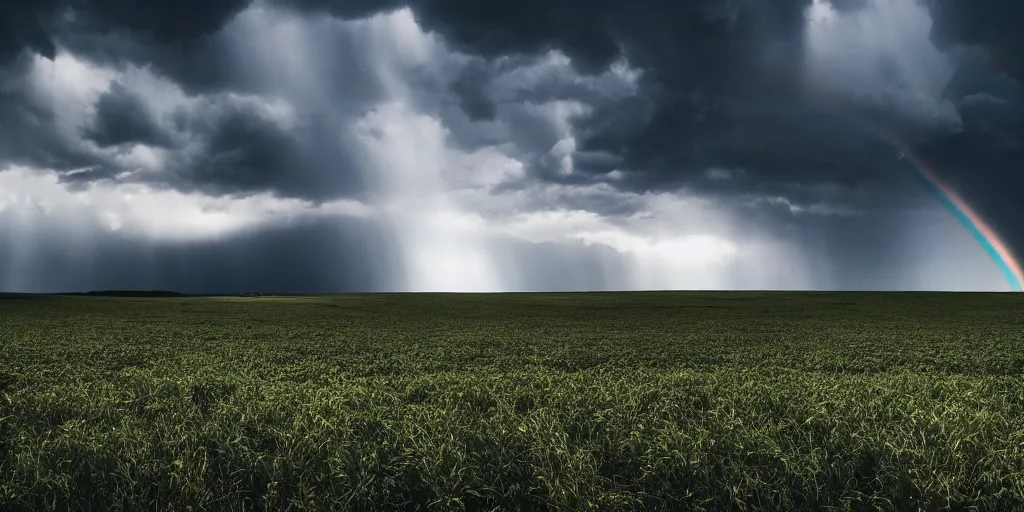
[[281, 0, 918, 200], [1, 0, 1016, 297], [303, 0, 1021, 254], [825, 0, 869, 13], [3, 0, 1023, 271], [0, 57, 103, 172], [0, 0, 258, 187], [449, 61, 496, 121], [84, 81, 172, 148], [0, 0, 252, 102], [9, 0, 852, 205], [0, 215, 398, 293], [2, 1, 414, 200], [0, 0, 58, 64], [60, 32, 237, 95], [169, 101, 304, 195], [0, 55, 330, 197], [914, 0, 1024, 255], [111, 96, 366, 200], [64, 0, 251, 44], [6, 0, 1021, 206], [914, 90, 1024, 256], [412, 0, 1019, 209], [0, 0, 250, 68], [275, 0, 620, 74], [927, 0, 1024, 84], [281, 0, 402, 20]]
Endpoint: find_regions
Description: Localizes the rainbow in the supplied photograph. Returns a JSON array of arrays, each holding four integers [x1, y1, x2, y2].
[[879, 131, 1024, 291], [796, 83, 1024, 291]]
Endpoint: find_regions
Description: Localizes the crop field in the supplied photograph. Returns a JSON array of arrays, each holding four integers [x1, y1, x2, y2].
[[2, 291, 1024, 510]]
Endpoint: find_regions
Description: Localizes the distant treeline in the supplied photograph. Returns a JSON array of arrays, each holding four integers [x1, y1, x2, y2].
[[60, 290, 190, 297], [56, 291, 295, 298]]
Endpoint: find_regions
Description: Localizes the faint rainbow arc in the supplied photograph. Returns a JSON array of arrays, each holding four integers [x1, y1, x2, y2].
[[878, 130, 1024, 291], [794, 81, 1024, 291]]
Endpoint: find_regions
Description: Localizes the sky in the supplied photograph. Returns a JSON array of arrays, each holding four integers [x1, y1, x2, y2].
[[0, 0, 1021, 293]]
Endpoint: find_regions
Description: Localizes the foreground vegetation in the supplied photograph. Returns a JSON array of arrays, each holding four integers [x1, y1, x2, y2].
[[2, 291, 1024, 510]]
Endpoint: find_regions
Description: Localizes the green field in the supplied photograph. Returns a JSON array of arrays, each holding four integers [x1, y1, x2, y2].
[[2, 292, 1024, 510]]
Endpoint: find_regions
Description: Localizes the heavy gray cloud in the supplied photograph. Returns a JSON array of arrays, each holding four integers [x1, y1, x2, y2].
[[4, 0, 1014, 203], [0, 216, 389, 294], [0, 0, 1020, 292], [0, 0, 58, 64], [0, 57, 104, 172], [0, 0, 250, 67], [85, 81, 172, 148], [928, 0, 1024, 84]]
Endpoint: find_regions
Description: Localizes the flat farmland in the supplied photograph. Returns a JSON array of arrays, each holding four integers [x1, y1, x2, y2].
[[2, 292, 1024, 510]]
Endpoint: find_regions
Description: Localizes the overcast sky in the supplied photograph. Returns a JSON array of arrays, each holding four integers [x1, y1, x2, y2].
[[0, 0, 1021, 293]]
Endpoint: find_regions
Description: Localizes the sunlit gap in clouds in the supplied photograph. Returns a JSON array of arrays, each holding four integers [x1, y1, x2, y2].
[[233, 5, 504, 292], [489, 189, 816, 291], [354, 102, 505, 292]]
